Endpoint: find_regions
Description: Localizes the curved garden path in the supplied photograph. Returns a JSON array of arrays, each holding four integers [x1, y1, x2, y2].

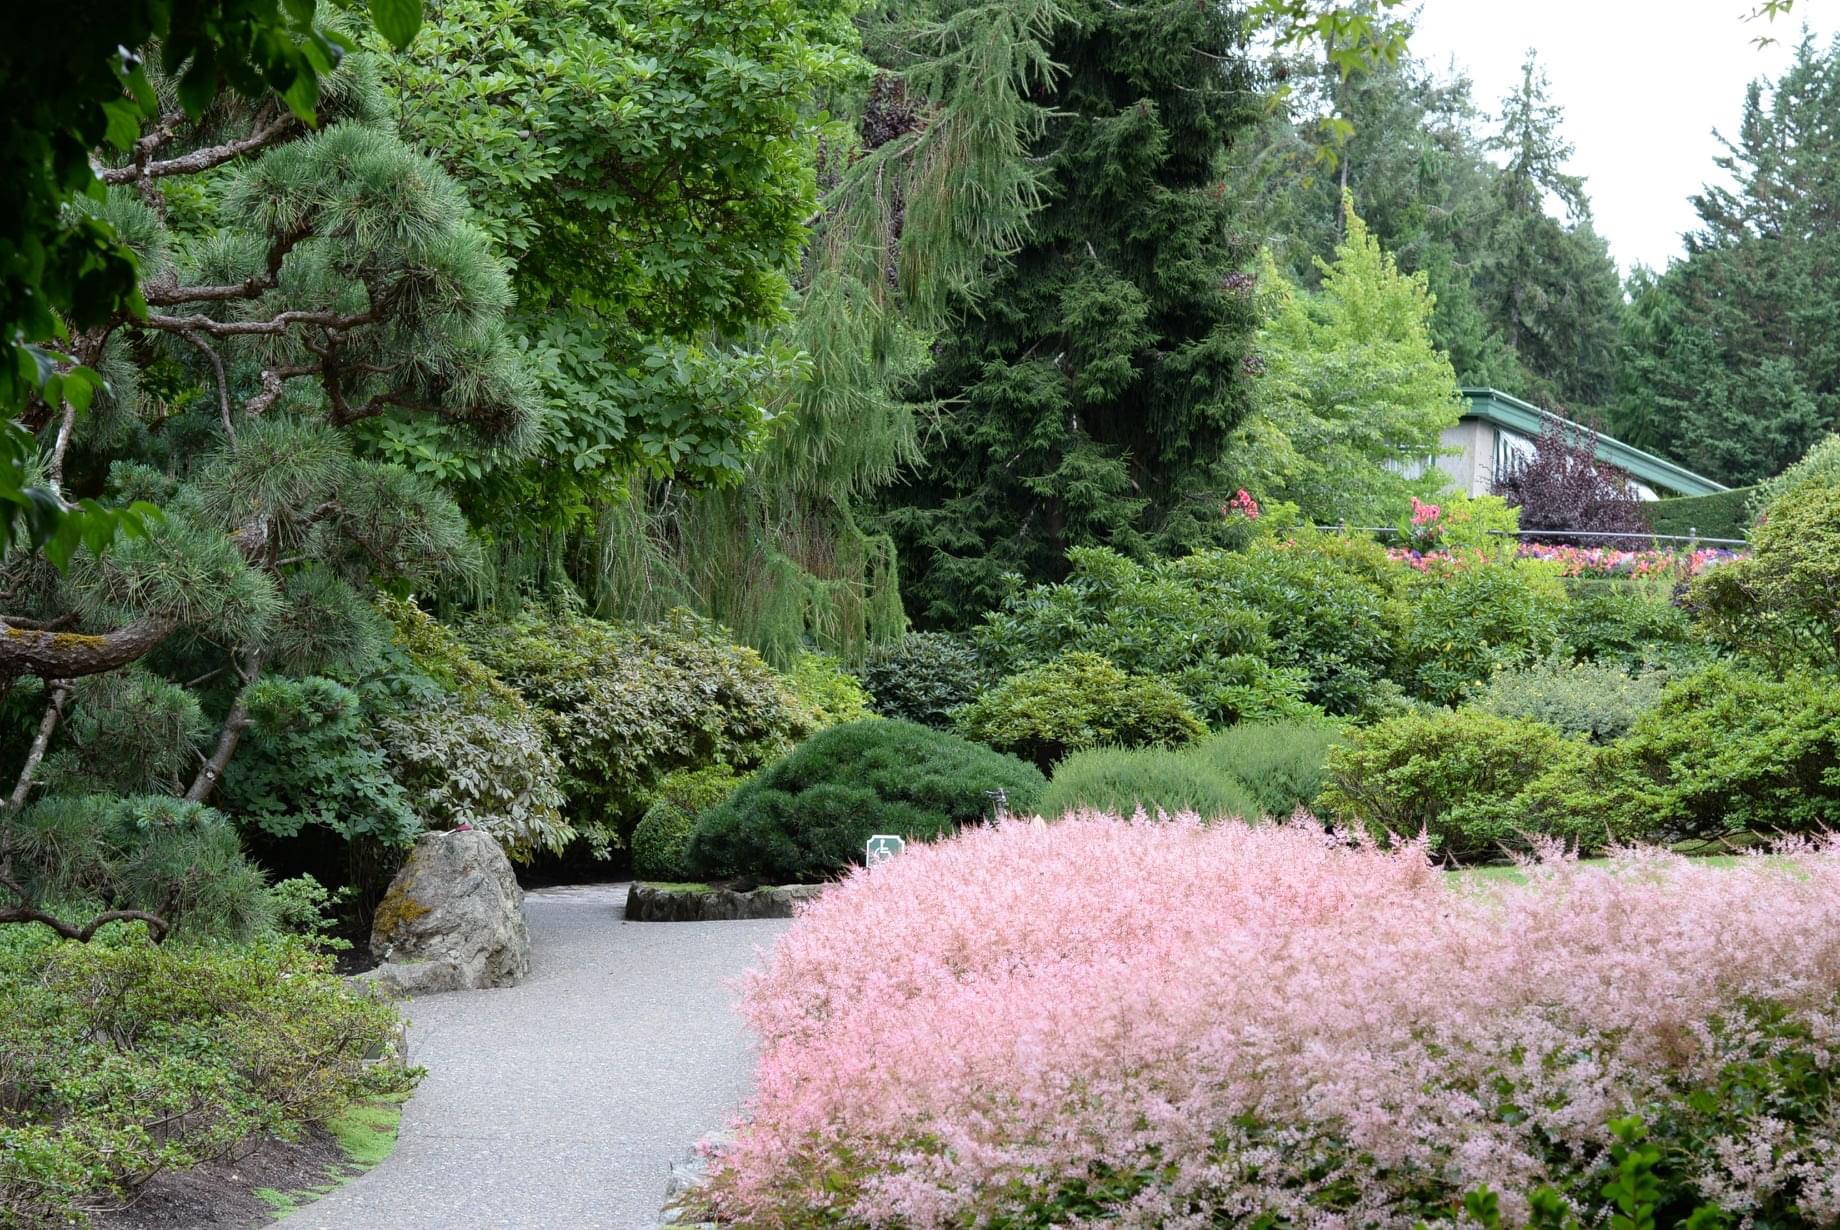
[[290, 884, 789, 1230]]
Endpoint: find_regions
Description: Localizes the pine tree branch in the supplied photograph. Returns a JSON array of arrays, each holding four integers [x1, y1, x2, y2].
[[5, 681, 70, 812], [0, 616, 175, 683], [97, 113, 303, 186], [143, 220, 316, 307], [0, 903, 171, 944], [144, 306, 382, 337], [184, 653, 263, 804], [179, 332, 237, 444]]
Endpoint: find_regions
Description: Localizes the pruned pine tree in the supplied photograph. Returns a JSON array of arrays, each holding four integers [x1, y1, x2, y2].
[[0, 54, 536, 940]]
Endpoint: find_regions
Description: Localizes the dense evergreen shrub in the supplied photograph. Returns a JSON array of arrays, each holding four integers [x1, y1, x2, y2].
[[1691, 481, 1840, 671], [1317, 709, 1587, 861], [1473, 656, 1666, 743], [953, 654, 1207, 772], [9, 795, 274, 940], [1519, 664, 1840, 845], [1040, 748, 1257, 821], [465, 609, 800, 855], [1195, 721, 1343, 816], [1556, 580, 1708, 670], [1402, 559, 1566, 704], [632, 765, 746, 882], [857, 633, 988, 728], [1644, 487, 1755, 540], [685, 721, 1044, 883], [0, 928, 416, 1230]]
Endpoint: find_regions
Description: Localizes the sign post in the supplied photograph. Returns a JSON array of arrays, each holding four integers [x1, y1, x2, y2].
[[865, 834, 906, 867]]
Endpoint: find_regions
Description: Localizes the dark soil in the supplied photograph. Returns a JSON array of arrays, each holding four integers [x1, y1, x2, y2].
[[91, 1128, 352, 1230]]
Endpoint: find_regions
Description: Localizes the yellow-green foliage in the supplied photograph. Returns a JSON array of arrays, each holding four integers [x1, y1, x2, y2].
[[956, 653, 1207, 772]]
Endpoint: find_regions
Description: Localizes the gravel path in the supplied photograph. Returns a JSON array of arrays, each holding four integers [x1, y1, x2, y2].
[[288, 884, 788, 1230]]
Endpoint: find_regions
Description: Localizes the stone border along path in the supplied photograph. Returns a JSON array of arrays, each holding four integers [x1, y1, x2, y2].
[[288, 883, 790, 1230]]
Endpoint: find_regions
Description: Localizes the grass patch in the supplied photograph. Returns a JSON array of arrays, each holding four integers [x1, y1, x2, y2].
[[1451, 854, 1750, 887], [638, 880, 716, 894], [268, 1094, 409, 1222]]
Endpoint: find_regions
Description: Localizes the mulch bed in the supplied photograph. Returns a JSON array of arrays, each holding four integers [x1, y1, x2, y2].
[[91, 1128, 352, 1230]]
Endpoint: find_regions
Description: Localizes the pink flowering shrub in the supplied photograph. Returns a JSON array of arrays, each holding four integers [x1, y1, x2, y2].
[[708, 818, 1840, 1229]]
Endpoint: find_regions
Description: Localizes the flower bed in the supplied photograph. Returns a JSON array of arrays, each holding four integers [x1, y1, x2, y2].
[[1387, 542, 1743, 577], [706, 818, 1840, 1229]]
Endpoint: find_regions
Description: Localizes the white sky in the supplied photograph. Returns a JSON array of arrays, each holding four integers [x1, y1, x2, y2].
[[1405, 1, 1840, 274]]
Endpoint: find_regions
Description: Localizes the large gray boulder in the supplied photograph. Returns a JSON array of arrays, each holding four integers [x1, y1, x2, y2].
[[363, 830, 530, 994]]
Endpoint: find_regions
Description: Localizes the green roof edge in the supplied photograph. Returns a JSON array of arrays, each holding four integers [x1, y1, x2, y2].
[[1458, 388, 1730, 498]]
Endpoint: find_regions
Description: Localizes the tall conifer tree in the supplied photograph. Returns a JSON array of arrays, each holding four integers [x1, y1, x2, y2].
[[881, 0, 1261, 628]]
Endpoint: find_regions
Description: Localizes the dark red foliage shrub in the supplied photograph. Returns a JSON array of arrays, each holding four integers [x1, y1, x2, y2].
[[1492, 415, 1651, 544]]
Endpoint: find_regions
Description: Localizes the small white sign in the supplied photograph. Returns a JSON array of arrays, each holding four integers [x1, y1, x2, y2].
[[865, 834, 907, 866]]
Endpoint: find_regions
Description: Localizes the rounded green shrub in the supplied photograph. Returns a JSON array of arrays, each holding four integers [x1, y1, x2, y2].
[[1195, 720, 1343, 817], [1472, 655, 1666, 743], [1403, 559, 1566, 705], [857, 632, 988, 728], [1041, 747, 1256, 820], [632, 765, 745, 881], [954, 652, 1206, 772], [1316, 708, 1584, 862], [1518, 663, 1840, 846], [685, 720, 1045, 883]]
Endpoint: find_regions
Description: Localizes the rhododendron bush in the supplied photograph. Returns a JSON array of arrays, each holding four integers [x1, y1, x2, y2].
[[708, 819, 1840, 1229]]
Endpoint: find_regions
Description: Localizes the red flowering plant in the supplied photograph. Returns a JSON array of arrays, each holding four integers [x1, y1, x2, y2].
[[1399, 495, 1444, 552], [1223, 488, 1261, 521]]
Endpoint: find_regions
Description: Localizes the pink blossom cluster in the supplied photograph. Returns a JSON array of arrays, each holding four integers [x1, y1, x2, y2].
[[1384, 543, 1744, 577], [1410, 495, 1442, 526], [1513, 542, 1743, 578], [1223, 488, 1260, 520], [708, 818, 1840, 1229]]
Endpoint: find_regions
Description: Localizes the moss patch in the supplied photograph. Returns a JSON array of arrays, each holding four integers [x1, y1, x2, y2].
[[637, 880, 717, 894], [371, 884, 432, 937]]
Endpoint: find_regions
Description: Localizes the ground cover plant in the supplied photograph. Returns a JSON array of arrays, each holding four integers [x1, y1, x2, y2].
[[0, 924, 416, 1230], [703, 818, 1840, 1230], [1040, 722, 1340, 821], [684, 721, 1044, 883]]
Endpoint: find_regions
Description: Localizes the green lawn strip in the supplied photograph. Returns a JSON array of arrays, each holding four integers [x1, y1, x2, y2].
[[270, 1093, 411, 1222]]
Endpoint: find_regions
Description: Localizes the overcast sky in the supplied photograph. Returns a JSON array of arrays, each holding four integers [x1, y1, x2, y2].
[[1404, 1, 1840, 274]]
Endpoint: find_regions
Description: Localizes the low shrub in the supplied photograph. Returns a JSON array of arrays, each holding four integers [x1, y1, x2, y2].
[[1195, 720, 1342, 816], [953, 653, 1206, 771], [0, 928, 417, 1229], [708, 819, 1840, 1230], [631, 765, 745, 882], [781, 653, 873, 735], [857, 633, 987, 728], [1519, 663, 1840, 845], [1472, 655, 1666, 743], [1316, 708, 1589, 861], [1040, 747, 1256, 821], [685, 721, 1044, 883]]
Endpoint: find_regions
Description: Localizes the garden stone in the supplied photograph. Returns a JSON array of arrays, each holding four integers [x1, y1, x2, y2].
[[626, 882, 824, 921], [363, 830, 530, 993]]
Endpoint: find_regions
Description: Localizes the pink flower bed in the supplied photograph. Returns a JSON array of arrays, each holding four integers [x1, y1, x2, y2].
[[1386, 543, 1744, 577], [708, 818, 1840, 1228]]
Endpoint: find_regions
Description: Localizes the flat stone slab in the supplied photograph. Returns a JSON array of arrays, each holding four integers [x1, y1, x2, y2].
[[626, 882, 824, 922]]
